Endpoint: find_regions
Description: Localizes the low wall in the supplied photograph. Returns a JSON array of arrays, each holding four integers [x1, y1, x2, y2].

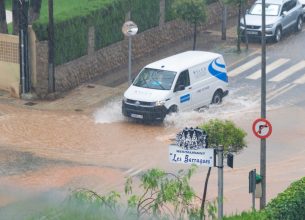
[[0, 34, 20, 98], [32, 2, 238, 98]]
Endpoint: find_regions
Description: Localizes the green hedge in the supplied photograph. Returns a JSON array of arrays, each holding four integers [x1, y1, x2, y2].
[[224, 177, 305, 220], [93, 1, 126, 50], [264, 177, 305, 220], [165, 0, 175, 22], [130, 0, 160, 33], [32, 0, 162, 66]]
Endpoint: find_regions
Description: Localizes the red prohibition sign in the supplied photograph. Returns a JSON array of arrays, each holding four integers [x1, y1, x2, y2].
[[252, 118, 272, 139]]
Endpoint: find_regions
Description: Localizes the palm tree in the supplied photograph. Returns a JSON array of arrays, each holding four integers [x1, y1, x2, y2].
[[0, 0, 8, 33]]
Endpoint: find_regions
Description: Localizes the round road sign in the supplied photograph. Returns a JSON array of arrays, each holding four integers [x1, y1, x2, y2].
[[122, 21, 138, 37], [252, 118, 272, 139]]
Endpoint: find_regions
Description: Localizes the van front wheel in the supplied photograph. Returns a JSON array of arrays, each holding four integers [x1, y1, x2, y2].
[[211, 91, 223, 104], [167, 105, 178, 115]]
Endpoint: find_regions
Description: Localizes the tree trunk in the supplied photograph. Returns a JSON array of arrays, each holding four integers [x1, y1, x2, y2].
[[29, 0, 42, 24], [12, 0, 20, 35], [200, 167, 212, 220], [219, 0, 227, 40], [0, 0, 8, 33], [193, 21, 197, 50], [237, 1, 242, 52], [242, 2, 249, 50]]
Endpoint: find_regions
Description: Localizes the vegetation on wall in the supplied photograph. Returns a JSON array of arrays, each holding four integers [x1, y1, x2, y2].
[[93, 1, 126, 50], [130, 0, 160, 33], [31, 0, 162, 66]]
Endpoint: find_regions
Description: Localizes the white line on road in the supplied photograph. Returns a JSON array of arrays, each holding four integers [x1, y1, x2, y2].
[[246, 58, 290, 80], [293, 73, 305, 84], [267, 84, 297, 102], [229, 56, 262, 77], [269, 60, 305, 82], [267, 83, 292, 99]]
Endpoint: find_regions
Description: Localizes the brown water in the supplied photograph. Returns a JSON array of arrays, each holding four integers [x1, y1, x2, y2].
[[1, 100, 305, 218]]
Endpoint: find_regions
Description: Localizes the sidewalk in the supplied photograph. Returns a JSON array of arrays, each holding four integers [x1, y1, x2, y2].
[[0, 18, 257, 113]]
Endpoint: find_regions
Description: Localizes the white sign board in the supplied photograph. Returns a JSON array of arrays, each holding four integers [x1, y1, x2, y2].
[[169, 144, 215, 167]]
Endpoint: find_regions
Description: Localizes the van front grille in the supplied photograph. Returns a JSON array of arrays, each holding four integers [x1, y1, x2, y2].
[[126, 99, 154, 107]]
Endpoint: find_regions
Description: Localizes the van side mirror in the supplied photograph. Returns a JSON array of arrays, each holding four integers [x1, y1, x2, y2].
[[282, 11, 287, 16], [246, 9, 249, 14]]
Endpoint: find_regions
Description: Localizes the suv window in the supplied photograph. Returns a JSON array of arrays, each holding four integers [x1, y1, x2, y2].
[[174, 70, 190, 92]]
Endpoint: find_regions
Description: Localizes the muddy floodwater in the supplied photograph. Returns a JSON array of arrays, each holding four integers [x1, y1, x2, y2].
[[0, 93, 305, 219]]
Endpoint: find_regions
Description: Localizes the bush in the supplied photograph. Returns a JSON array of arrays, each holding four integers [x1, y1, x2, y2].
[[263, 177, 305, 220], [200, 119, 247, 153], [92, 1, 126, 50], [130, 0, 160, 33], [223, 177, 305, 220]]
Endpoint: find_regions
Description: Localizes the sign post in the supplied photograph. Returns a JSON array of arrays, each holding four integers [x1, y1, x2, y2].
[[249, 169, 256, 211], [122, 21, 138, 85], [252, 118, 272, 209]]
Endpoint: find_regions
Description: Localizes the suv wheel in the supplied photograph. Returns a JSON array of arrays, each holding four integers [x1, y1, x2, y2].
[[296, 17, 303, 32], [274, 27, 282, 43]]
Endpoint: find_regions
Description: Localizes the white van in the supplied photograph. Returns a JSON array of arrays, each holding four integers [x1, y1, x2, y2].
[[122, 51, 229, 121]]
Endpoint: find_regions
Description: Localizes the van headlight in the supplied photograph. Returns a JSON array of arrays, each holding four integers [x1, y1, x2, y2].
[[154, 100, 166, 106], [123, 96, 128, 103]]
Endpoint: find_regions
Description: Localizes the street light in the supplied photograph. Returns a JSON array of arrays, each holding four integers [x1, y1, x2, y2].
[[122, 21, 138, 85]]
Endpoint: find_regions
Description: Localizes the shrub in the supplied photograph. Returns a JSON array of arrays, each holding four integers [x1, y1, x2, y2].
[[130, 0, 160, 33], [200, 119, 247, 153], [263, 177, 305, 220]]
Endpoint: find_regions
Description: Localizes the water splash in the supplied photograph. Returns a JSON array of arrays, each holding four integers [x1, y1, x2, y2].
[[163, 88, 279, 128], [93, 98, 124, 124]]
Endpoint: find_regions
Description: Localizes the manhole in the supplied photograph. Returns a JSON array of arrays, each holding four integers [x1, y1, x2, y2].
[[24, 102, 37, 106], [74, 109, 83, 112], [87, 85, 95, 88]]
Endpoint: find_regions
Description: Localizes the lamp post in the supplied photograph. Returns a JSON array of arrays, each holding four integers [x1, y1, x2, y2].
[[19, 0, 30, 95], [260, 0, 267, 209], [122, 21, 138, 85]]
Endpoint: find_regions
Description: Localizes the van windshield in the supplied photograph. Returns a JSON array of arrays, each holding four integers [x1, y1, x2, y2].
[[133, 68, 176, 90], [249, 3, 280, 16]]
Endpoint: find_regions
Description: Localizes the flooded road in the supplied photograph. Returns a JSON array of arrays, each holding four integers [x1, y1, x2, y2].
[[0, 83, 305, 219]]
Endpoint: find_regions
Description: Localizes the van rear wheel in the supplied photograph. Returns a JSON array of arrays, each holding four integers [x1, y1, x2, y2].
[[211, 91, 223, 104]]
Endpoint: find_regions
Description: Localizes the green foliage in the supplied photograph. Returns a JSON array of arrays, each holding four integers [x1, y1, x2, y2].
[[224, 177, 305, 219], [172, 0, 207, 24], [29, 166, 220, 220], [200, 119, 247, 153], [223, 210, 268, 220], [165, 0, 175, 22], [93, 1, 125, 50], [263, 177, 305, 220], [32, 0, 126, 66], [4, 0, 12, 10], [224, 0, 247, 5], [130, 0, 160, 33]]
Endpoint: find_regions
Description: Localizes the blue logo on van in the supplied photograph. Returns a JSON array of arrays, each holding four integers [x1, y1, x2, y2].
[[180, 94, 190, 103], [208, 58, 228, 83]]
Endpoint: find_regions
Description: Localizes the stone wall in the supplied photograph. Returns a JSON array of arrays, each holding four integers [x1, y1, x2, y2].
[[33, 1, 238, 98], [0, 34, 20, 97]]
